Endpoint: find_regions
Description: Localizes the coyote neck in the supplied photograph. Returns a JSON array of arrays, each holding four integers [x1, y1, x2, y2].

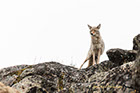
[[91, 35, 101, 44]]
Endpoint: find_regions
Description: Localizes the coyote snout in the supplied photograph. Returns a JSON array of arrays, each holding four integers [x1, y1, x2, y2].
[[79, 24, 105, 69]]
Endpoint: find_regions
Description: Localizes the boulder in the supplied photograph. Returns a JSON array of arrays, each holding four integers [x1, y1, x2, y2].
[[132, 50, 140, 91], [133, 34, 140, 51], [106, 48, 137, 65]]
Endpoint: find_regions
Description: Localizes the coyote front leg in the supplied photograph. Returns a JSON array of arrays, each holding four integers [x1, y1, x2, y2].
[[96, 49, 101, 64], [92, 52, 96, 65]]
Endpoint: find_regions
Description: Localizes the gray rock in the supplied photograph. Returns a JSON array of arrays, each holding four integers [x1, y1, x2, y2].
[[107, 48, 137, 65], [0, 60, 139, 93], [132, 50, 140, 91], [0, 65, 28, 86], [133, 34, 140, 51]]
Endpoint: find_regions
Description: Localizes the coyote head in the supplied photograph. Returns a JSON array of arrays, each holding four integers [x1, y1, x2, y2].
[[88, 24, 101, 36]]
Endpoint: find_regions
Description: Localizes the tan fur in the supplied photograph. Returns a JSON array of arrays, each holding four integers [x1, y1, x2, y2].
[[0, 82, 20, 93], [79, 24, 105, 69]]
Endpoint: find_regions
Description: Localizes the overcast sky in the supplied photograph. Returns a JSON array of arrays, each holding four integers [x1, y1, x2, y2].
[[0, 0, 140, 69]]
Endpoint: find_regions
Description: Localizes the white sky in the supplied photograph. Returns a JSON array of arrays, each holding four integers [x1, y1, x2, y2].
[[0, 0, 140, 69]]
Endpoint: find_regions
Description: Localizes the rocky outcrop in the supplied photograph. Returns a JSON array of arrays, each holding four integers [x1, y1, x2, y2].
[[133, 34, 140, 51], [0, 34, 140, 93], [106, 49, 137, 66]]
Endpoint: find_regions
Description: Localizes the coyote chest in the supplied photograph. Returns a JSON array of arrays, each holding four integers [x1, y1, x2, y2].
[[91, 35, 104, 55]]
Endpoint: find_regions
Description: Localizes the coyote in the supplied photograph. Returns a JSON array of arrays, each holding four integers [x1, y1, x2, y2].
[[79, 24, 105, 69]]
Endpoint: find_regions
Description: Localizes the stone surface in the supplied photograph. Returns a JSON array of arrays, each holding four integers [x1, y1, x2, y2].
[[106, 48, 137, 65], [133, 34, 140, 51], [132, 50, 140, 92], [0, 60, 139, 93], [0, 34, 140, 93]]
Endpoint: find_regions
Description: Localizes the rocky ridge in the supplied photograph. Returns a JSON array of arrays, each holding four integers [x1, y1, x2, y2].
[[0, 34, 140, 93]]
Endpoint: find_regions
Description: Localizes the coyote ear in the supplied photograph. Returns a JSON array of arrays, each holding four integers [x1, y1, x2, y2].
[[97, 24, 101, 29], [88, 24, 92, 29]]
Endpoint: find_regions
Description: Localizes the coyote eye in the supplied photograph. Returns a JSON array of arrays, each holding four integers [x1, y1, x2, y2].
[[94, 29, 97, 31]]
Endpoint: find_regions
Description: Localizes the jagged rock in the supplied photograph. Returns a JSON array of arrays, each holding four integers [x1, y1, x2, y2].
[[0, 82, 20, 93], [133, 34, 140, 51], [132, 50, 140, 91], [106, 48, 137, 65], [0, 65, 28, 86]]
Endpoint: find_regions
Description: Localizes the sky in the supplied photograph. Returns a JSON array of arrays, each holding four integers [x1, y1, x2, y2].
[[0, 0, 140, 69]]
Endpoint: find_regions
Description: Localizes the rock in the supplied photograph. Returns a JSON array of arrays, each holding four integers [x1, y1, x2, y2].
[[0, 62, 84, 93], [133, 34, 140, 51], [0, 34, 140, 93], [132, 50, 140, 91], [106, 48, 137, 65], [0, 65, 28, 86], [0, 82, 20, 93], [0, 60, 139, 93]]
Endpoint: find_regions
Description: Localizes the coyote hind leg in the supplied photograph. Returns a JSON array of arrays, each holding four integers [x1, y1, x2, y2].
[[87, 57, 93, 68], [79, 58, 89, 69]]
